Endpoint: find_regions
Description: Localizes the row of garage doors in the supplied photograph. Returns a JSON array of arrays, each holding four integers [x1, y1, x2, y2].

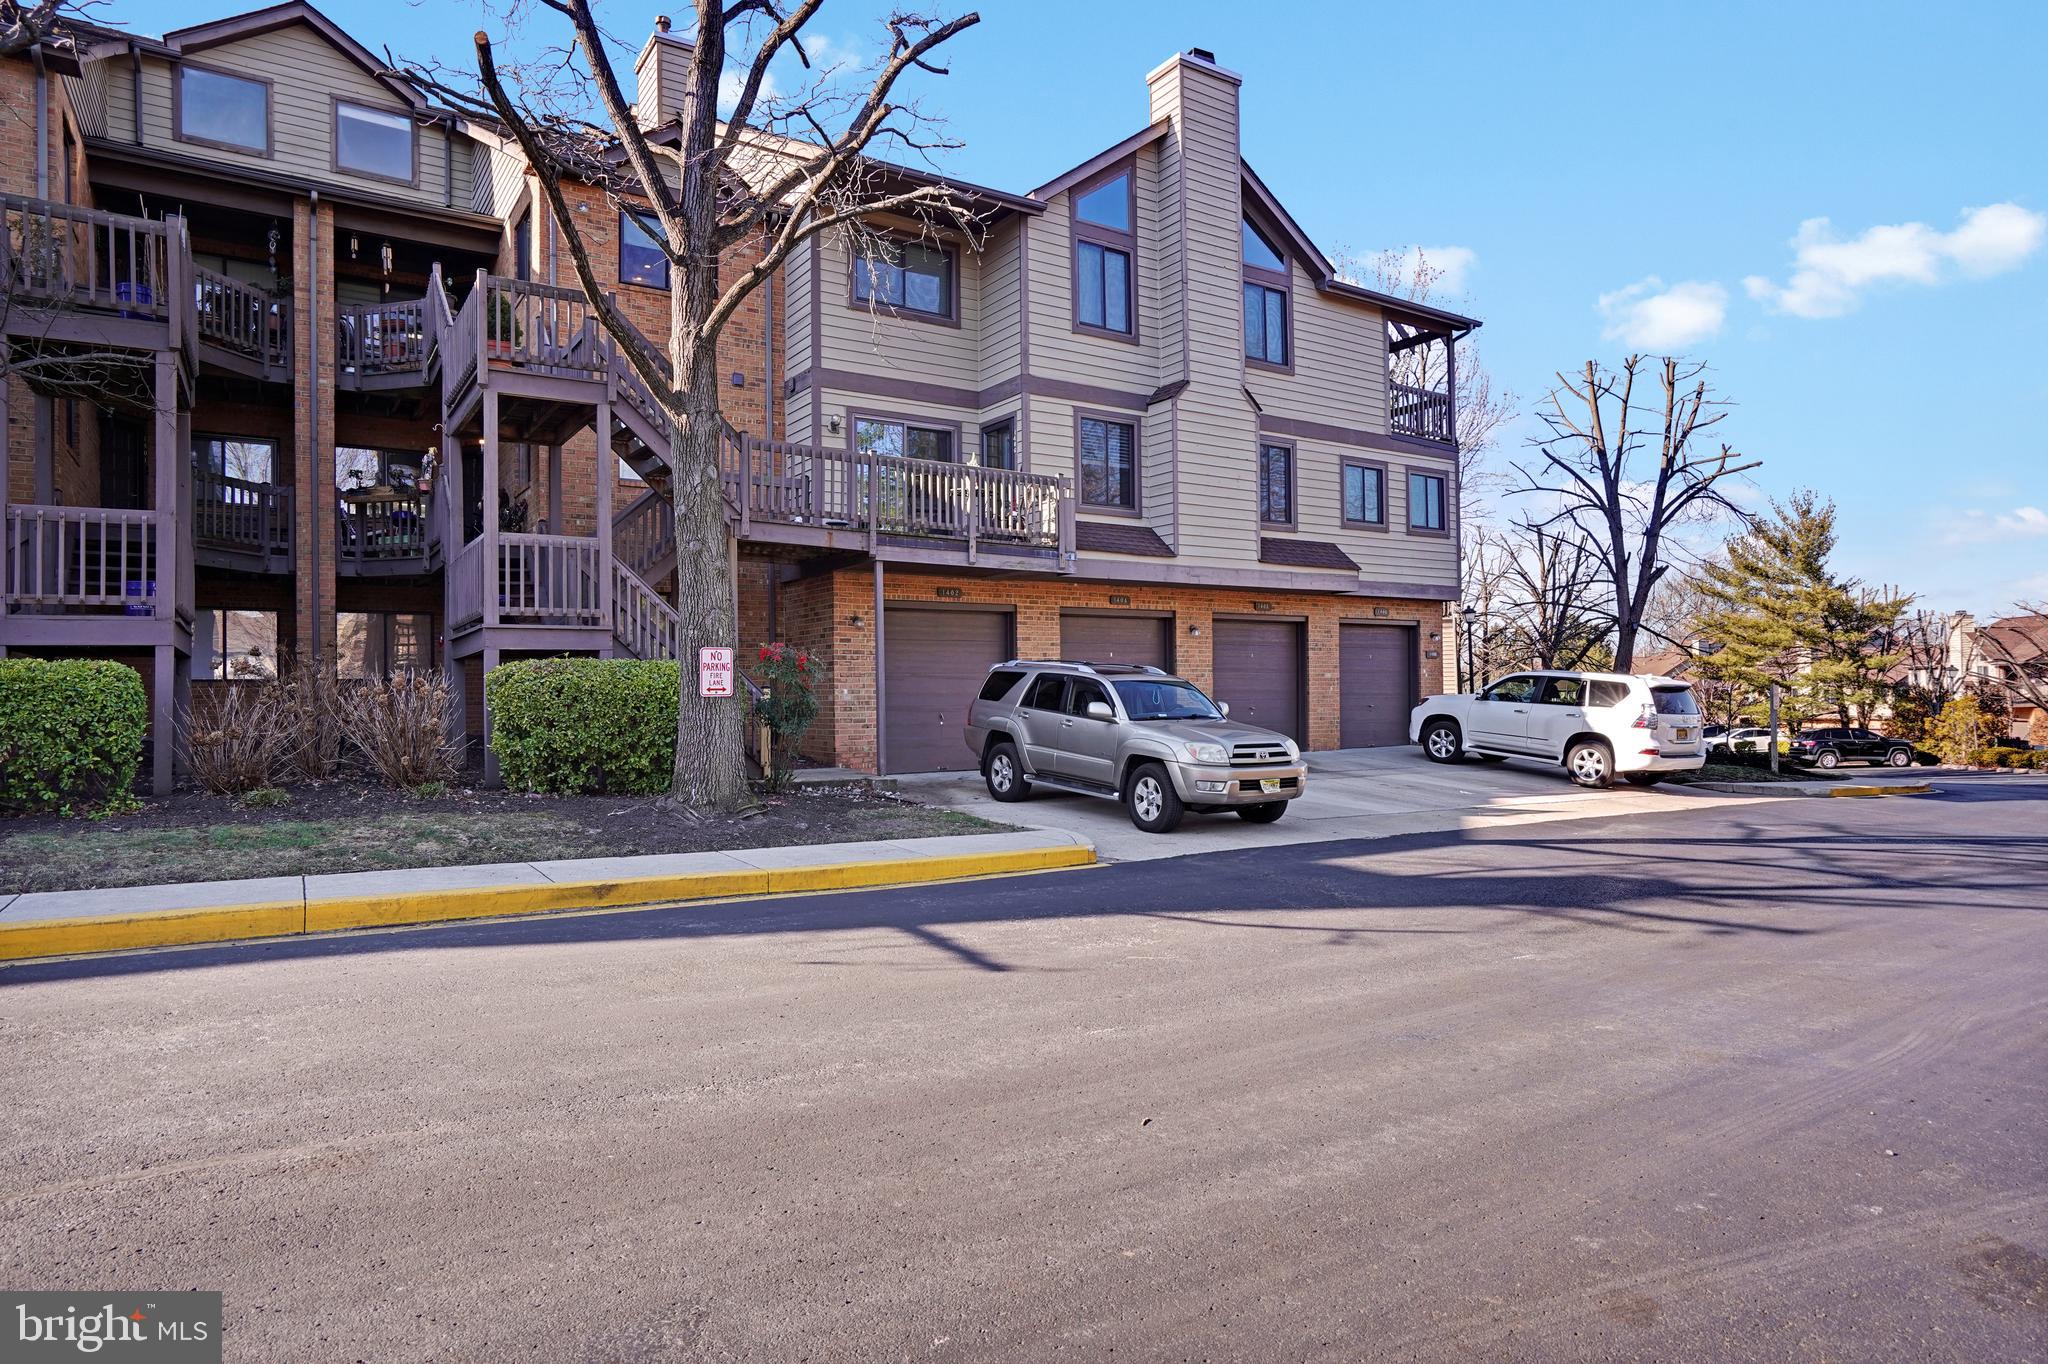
[[881, 608, 1417, 773]]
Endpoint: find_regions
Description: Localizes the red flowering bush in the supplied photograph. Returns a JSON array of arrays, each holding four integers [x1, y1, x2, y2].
[[753, 641, 820, 789]]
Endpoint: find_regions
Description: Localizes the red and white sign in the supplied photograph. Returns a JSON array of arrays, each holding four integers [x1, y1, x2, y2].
[[697, 646, 735, 698]]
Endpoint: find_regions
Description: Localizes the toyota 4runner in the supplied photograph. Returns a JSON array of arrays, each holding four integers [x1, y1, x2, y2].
[[964, 661, 1307, 833]]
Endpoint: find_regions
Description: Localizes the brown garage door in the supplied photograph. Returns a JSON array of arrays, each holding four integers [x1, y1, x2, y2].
[[1211, 619, 1303, 741], [883, 607, 1011, 773], [1060, 612, 1172, 670], [1340, 624, 1414, 748]]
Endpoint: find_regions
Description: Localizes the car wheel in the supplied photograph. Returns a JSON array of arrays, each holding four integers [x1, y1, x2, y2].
[[1816, 750, 1840, 769], [1422, 720, 1463, 764], [1886, 747, 1911, 768], [983, 742, 1031, 803], [1237, 801, 1286, 824], [1622, 772, 1664, 787], [1565, 739, 1614, 789], [1126, 763, 1185, 833]]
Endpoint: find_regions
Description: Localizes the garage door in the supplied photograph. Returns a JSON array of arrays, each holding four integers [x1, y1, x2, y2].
[[1211, 619, 1303, 741], [1340, 624, 1414, 748], [1060, 612, 1171, 670], [883, 607, 1011, 773]]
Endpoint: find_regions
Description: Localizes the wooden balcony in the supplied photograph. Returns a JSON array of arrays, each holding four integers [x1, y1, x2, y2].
[[193, 267, 289, 380], [0, 193, 193, 361], [442, 272, 605, 417], [447, 531, 605, 635], [337, 488, 438, 576], [1389, 381, 1453, 444], [1, 502, 191, 648], [193, 468, 292, 573], [337, 297, 435, 391]]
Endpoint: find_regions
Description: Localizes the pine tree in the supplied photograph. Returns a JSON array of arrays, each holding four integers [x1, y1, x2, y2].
[[1694, 491, 1910, 726]]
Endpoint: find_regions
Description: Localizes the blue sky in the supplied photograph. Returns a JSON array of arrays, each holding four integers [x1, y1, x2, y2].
[[327, 0, 2048, 612]]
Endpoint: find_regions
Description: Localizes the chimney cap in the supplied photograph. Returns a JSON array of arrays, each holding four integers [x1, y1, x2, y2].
[[655, 14, 670, 31], [1188, 46, 1216, 62]]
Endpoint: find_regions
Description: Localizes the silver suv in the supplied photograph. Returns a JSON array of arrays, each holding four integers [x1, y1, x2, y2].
[[963, 660, 1308, 833]]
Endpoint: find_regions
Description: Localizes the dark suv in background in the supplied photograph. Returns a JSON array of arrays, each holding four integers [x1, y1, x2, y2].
[[1788, 726, 1916, 769]]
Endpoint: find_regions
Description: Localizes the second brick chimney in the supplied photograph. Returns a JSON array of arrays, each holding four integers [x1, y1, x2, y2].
[[634, 15, 696, 130]]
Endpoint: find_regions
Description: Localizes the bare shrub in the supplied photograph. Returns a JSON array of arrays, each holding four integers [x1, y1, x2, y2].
[[278, 666, 346, 782], [337, 671, 462, 790], [179, 684, 297, 794]]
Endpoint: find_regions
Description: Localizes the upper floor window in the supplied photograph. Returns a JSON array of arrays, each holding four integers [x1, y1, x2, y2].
[[335, 101, 414, 183], [980, 419, 1017, 471], [1078, 416, 1136, 510], [176, 65, 270, 155], [855, 416, 954, 464], [193, 435, 276, 486], [852, 237, 952, 319], [620, 210, 669, 289], [1342, 460, 1385, 526], [1242, 215, 1290, 368], [1408, 471, 1447, 532], [1072, 166, 1135, 339], [1258, 442, 1293, 526]]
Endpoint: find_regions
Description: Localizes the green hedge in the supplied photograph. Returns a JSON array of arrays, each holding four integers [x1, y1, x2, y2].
[[486, 657, 679, 794], [0, 657, 148, 814]]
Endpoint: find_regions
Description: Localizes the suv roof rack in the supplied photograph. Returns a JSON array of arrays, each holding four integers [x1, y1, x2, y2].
[[996, 659, 1169, 677]]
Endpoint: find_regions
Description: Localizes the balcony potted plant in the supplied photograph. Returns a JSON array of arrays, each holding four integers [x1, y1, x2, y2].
[[485, 292, 524, 363]]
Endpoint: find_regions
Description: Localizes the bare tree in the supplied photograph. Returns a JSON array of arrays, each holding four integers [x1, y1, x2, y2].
[[1494, 523, 1609, 670], [1513, 357, 1758, 672], [401, 1, 983, 812], [1972, 604, 2048, 719], [1887, 609, 1967, 717], [0, 0, 86, 57]]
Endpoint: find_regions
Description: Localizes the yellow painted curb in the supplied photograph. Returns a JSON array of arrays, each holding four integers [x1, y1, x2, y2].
[[1825, 784, 1933, 798], [0, 845, 1096, 963]]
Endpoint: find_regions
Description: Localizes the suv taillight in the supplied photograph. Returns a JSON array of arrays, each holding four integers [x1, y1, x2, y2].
[[1632, 705, 1657, 730]]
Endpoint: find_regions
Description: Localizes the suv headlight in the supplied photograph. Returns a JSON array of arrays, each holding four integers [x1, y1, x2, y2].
[[1185, 742, 1228, 764]]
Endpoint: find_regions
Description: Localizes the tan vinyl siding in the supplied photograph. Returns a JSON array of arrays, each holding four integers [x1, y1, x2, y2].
[[1243, 261, 1389, 431], [978, 220, 1023, 388], [131, 27, 451, 206], [814, 229, 982, 388], [783, 237, 815, 443], [1277, 439, 1459, 585], [1025, 145, 1162, 390], [1141, 402, 1176, 547]]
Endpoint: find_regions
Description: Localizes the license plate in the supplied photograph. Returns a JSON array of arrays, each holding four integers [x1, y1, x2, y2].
[[1675, 728, 1691, 741], [1260, 778, 1282, 793]]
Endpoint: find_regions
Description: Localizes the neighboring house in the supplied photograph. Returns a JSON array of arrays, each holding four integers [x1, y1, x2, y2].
[[1, 9, 1473, 790], [764, 46, 1474, 772], [1949, 611, 2047, 741]]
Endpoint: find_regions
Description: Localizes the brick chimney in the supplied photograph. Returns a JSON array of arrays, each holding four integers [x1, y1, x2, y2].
[[634, 15, 696, 130]]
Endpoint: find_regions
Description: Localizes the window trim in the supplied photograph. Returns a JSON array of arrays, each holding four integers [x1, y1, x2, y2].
[[978, 417, 1020, 472], [1340, 456, 1389, 531], [331, 97, 419, 187], [847, 410, 963, 466], [846, 229, 960, 327], [1257, 438, 1296, 529], [172, 60, 274, 159], [1241, 209, 1293, 373], [1069, 159, 1139, 344], [1074, 409, 1141, 517], [1406, 468, 1451, 537], [618, 207, 671, 291]]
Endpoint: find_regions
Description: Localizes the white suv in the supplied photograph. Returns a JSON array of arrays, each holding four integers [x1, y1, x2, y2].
[[1409, 671, 1707, 788]]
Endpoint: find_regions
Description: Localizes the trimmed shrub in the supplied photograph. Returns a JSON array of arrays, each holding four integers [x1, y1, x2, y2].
[[0, 657, 148, 814], [486, 657, 679, 794]]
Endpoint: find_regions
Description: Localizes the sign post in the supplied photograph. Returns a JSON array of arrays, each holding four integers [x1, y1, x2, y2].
[[698, 646, 734, 699]]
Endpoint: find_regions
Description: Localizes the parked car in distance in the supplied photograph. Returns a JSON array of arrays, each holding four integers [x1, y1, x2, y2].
[[965, 660, 1306, 833], [1787, 726, 1917, 769], [1410, 670, 1707, 788], [1711, 726, 1779, 755]]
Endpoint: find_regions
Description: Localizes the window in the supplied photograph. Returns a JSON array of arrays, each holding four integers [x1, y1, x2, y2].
[[1244, 282, 1288, 365], [1538, 677, 1586, 707], [619, 210, 669, 289], [618, 458, 645, 484], [512, 207, 533, 282], [1258, 442, 1293, 525], [980, 420, 1016, 471], [335, 101, 414, 183], [1076, 241, 1132, 333], [1113, 679, 1222, 721], [1589, 680, 1631, 708], [1652, 686, 1701, 716], [1242, 214, 1290, 367], [1408, 471, 1447, 531], [336, 447, 420, 493], [978, 668, 1026, 703], [61, 124, 75, 204], [1072, 166, 1135, 338], [1077, 416, 1136, 510], [1342, 461, 1385, 526], [854, 417, 953, 463], [1481, 675, 1539, 705], [193, 436, 276, 485], [1064, 678, 1113, 718], [338, 612, 432, 679], [195, 609, 279, 681], [1022, 673, 1067, 712], [177, 64, 269, 154], [851, 237, 951, 318]]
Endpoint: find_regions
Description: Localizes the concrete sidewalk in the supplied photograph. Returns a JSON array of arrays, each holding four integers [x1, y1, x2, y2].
[[0, 829, 1095, 962]]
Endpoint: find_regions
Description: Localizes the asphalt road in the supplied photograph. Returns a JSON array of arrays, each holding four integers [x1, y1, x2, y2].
[[4, 780, 2045, 1362]]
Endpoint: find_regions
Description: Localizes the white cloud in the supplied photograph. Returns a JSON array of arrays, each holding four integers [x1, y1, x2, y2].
[[1595, 277, 1728, 349], [1941, 505, 2048, 546], [718, 66, 781, 113], [1376, 245, 1478, 296], [1744, 203, 2046, 318]]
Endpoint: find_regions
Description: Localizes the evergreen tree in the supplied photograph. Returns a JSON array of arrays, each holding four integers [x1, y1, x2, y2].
[[1694, 491, 1910, 726]]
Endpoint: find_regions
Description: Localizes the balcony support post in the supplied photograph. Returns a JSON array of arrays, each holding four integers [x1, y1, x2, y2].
[[1444, 334, 1459, 447], [483, 388, 500, 629], [152, 350, 177, 621], [595, 396, 613, 631]]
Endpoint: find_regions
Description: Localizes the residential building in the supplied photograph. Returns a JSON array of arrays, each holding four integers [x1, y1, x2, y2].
[[1946, 611, 2046, 741]]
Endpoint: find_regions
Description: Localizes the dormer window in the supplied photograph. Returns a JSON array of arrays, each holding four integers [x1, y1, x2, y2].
[[1072, 164, 1136, 340], [1242, 214, 1291, 368], [335, 101, 416, 184], [852, 236, 955, 321], [176, 64, 271, 156]]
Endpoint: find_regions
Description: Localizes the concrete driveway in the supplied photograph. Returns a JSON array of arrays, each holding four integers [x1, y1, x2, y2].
[[900, 744, 1732, 861]]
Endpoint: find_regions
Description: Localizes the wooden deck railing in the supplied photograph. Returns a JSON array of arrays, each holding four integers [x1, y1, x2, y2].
[[447, 272, 604, 389], [337, 298, 431, 377], [497, 532, 603, 625], [337, 489, 434, 565], [193, 266, 288, 369], [612, 560, 677, 660], [1389, 381, 1453, 443], [4, 504, 162, 612], [447, 535, 486, 631], [192, 469, 291, 559], [612, 487, 674, 578], [0, 194, 173, 319]]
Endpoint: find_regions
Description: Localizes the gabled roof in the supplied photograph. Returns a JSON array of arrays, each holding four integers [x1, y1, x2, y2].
[[163, 1, 426, 110], [1982, 613, 2048, 668], [1030, 120, 1169, 200]]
